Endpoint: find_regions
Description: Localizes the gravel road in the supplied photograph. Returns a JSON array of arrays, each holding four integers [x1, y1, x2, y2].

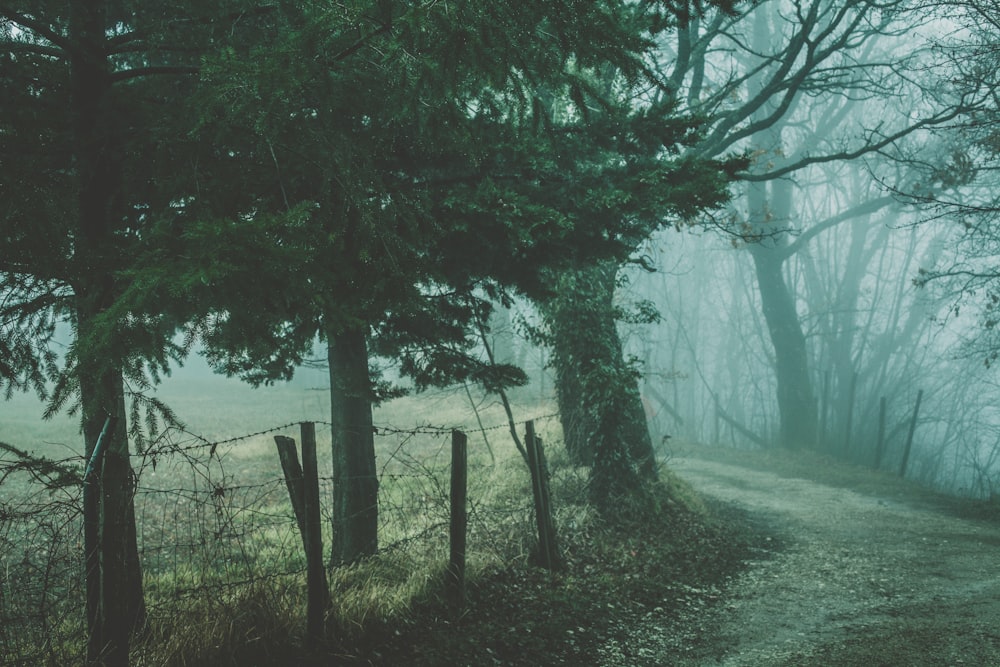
[[651, 455, 1000, 666]]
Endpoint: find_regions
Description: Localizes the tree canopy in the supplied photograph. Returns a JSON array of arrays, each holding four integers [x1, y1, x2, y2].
[[2, 1, 740, 659]]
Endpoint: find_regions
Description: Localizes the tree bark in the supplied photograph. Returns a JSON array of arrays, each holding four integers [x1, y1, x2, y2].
[[78, 299, 146, 666], [327, 324, 379, 565], [545, 262, 658, 508], [551, 345, 592, 466], [749, 244, 818, 448], [71, 3, 144, 662]]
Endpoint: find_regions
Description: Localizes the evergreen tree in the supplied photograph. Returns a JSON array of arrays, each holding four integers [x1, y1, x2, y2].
[[131, 1, 739, 537], [1, 3, 264, 663]]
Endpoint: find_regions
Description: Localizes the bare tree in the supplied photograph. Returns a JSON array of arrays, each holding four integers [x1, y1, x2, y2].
[[640, 0, 982, 448]]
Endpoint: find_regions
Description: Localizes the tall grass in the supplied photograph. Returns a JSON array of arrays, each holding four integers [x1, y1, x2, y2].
[[1, 380, 560, 666]]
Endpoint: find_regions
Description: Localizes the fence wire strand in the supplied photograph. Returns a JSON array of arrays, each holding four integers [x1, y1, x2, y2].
[[1, 411, 560, 665]]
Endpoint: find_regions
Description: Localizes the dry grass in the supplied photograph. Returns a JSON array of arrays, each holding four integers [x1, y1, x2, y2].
[[1, 377, 570, 665], [4, 374, 758, 666]]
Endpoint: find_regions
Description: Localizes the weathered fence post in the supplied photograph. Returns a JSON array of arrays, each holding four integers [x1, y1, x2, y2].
[[713, 405, 720, 445], [874, 396, 887, 470], [818, 370, 830, 450], [274, 436, 306, 537], [842, 370, 858, 456], [446, 429, 468, 611], [300, 422, 329, 643], [525, 420, 561, 570], [275, 424, 329, 645], [899, 390, 924, 478]]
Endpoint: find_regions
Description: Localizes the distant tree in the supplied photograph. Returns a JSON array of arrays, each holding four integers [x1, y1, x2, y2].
[[903, 0, 1000, 360], [634, 0, 983, 449]]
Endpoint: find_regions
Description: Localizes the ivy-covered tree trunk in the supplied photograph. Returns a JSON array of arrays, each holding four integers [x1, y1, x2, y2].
[[551, 349, 592, 466], [545, 261, 658, 509], [327, 324, 379, 565]]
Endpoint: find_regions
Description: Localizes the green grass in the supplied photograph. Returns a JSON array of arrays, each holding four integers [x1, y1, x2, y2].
[[1, 379, 571, 665], [3, 377, 764, 666]]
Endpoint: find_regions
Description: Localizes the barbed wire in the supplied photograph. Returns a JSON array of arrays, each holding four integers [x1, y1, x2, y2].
[[145, 421, 305, 456], [0, 412, 563, 471], [2, 405, 559, 665], [161, 410, 563, 449]]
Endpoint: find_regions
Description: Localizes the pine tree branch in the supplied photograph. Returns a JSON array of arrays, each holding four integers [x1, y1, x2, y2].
[[0, 7, 73, 53], [110, 65, 200, 82], [330, 22, 392, 63], [0, 441, 82, 488], [1, 41, 64, 59], [105, 3, 280, 51]]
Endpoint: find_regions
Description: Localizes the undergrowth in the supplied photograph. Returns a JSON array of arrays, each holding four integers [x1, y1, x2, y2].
[[129, 454, 762, 666]]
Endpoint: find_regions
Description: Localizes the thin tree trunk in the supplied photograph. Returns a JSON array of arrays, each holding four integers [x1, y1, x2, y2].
[[71, 4, 144, 662], [327, 324, 379, 565], [79, 334, 145, 666]]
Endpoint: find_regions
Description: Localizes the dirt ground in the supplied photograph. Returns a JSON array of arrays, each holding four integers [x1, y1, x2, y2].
[[633, 454, 1000, 666]]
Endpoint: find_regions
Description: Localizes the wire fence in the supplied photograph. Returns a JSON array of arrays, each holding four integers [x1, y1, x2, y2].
[[0, 412, 561, 666]]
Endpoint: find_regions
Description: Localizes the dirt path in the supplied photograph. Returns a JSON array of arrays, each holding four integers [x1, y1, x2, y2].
[[656, 456, 1000, 666]]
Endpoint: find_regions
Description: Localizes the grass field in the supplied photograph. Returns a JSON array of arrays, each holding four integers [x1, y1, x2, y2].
[[1, 365, 567, 665]]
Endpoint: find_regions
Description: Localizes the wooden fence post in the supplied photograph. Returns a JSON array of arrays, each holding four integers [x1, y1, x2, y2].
[[274, 436, 306, 539], [818, 370, 830, 450], [446, 429, 468, 611], [874, 396, 887, 470], [275, 425, 329, 645], [525, 421, 561, 570], [300, 422, 329, 643], [899, 390, 924, 478], [713, 405, 720, 446], [843, 371, 857, 456]]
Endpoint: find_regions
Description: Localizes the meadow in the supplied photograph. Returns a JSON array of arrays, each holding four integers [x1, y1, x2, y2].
[[0, 366, 571, 665]]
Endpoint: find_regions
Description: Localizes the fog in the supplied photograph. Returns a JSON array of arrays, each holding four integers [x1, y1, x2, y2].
[[520, 0, 996, 500], [7, 0, 1000, 500]]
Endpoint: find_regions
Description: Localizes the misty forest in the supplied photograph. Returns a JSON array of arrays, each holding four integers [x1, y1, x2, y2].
[[4, 0, 1000, 665]]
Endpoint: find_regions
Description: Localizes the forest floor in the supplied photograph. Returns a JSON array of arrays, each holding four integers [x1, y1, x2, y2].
[[635, 445, 1000, 666]]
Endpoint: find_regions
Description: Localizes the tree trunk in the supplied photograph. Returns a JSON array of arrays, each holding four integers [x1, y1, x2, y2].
[[744, 152, 817, 449], [740, 7, 816, 450], [327, 324, 379, 565], [78, 308, 146, 666], [487, 302, 515, 367], [71, 3, 144, 662], [749, 244, 818, 448], [545, 262, 657, 508], [551, 345, 592, 466]]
